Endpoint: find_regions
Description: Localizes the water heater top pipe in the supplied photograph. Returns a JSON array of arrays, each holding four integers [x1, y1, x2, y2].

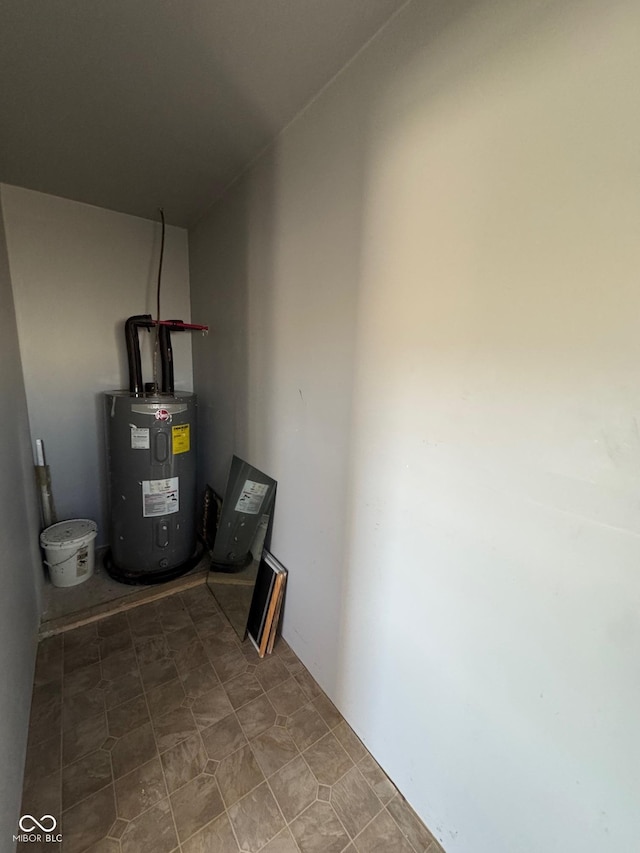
[[156, 320, 209, 332], [125, 314, 154, 395], [125, 315, 209, 396]]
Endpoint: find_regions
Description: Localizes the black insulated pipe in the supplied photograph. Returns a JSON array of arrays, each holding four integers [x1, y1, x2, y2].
[[159, 320, 189, 396], [125, 314, 154, 395], [125, 316, 191, 396], [159, 325, 174, 395]]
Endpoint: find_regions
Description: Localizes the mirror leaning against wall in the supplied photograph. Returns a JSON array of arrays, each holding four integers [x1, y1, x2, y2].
[[204, 455, 277, 639]]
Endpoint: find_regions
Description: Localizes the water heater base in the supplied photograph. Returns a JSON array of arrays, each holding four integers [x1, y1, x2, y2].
[[104, 546, 204, 585]]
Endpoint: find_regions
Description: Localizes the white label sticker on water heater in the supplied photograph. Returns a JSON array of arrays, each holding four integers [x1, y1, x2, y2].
[[234, 480, 269, 515], [131, 427, 150, 449], [142, 477, 179, 517]]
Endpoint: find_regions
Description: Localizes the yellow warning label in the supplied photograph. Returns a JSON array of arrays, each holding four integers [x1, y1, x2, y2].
[[172, 424, 190, 455]]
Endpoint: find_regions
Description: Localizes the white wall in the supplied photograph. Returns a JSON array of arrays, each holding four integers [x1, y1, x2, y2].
[[0, 198, 42, 845], [1, 185, 192, 544], [190, 0, 640, 850]]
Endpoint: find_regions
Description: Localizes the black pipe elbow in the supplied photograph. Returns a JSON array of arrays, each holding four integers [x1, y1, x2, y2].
[[125, 314, 153, 395]]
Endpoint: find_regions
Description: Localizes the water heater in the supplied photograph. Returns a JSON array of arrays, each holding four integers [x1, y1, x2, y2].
[[104, 315, 206, 584]]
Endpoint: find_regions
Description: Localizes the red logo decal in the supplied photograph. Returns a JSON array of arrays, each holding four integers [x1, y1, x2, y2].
[[155, 408, 170, 422]]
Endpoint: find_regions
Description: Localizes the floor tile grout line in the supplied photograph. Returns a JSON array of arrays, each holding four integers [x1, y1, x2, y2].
[[156, 730, 207, 799], [346, 800, 387, 847], [56, 639, 64, 832], [299, 727, 354, 782], [218, 755, 287, 853], [287, 787, 353, 852], [250, 714, 369, 848], [174, 809, 238, 852], [225, 803, 245, 853], [59, 637, 71, 825], [100, 611, 124, 847], [132, 611, 184, 853], [59, 770, 113, 818], [177, 680, 293, 848], [188, 584, 246, 853], [330, 797, 357, 853], [285, 698, 332, 751], [278, 695, 388, 848], [255, 818, 304, 853], [68, 783, 118, 853], [216, 677, 346, 794], [249, 736, 296, 848], [97, 785, 180, 845], [384, 797, 433, 853], [164, 757, 226, 850], [154, 586, 236, 850], [221, 670, 268, 711]]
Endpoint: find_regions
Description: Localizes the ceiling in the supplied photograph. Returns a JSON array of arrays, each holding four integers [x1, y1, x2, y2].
[[0, 0, 408, 227]]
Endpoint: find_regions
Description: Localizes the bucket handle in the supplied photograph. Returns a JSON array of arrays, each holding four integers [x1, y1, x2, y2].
[[43, 546, 86, 570]]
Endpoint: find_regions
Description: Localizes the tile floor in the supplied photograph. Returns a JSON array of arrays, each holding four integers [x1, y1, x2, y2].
[[21, 583, 443, 853]]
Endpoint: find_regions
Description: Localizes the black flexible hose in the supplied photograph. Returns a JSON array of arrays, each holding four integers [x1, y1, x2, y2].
[[152, 208, 166, 393]]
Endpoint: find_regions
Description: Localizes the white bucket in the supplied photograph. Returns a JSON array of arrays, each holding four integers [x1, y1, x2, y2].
[[40, 519, 98, 588]]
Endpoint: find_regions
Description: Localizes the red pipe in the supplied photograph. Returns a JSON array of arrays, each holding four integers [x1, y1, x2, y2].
[[154, 320, 209, 332]]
